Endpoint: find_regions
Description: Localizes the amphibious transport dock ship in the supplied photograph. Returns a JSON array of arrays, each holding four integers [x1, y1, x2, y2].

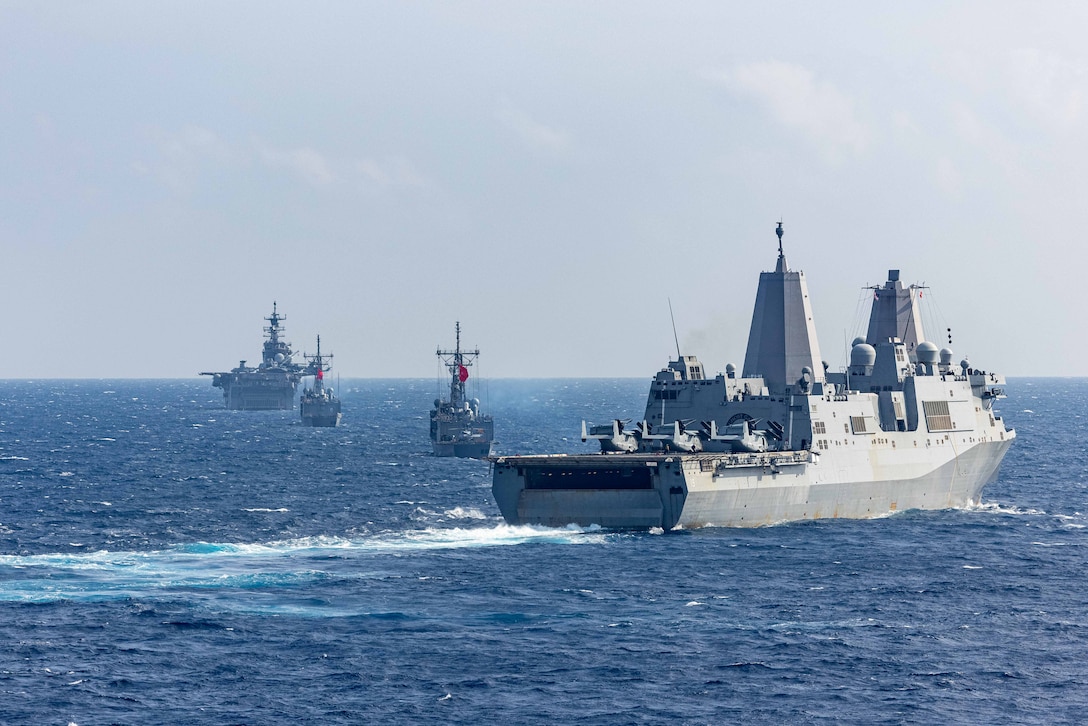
[[492, 223, 1015, 529], [300, 335, 342, 427], [430, 322, 494, 458], [201, 303, 309, 411]]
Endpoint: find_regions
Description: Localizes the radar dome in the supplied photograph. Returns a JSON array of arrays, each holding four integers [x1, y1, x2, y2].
[[916, 341, 940, 365], [801, 366, 813, 377], [850, 343, 877, 367], [939, 348, 953, 365], [851, 336, 866, 347], [725, 363, 736, 374], [433, 398, 441, 408], [274, 353, 285, 363]]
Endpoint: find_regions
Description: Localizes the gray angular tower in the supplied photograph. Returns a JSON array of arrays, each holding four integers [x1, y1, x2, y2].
[[741, 223, 825, 394], [865, 270, 926, 355]]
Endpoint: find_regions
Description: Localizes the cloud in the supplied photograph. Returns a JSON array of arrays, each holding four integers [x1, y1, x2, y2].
[[950, 102, 1017, 168], [935, 157, 961, 198], [497, 99, 570, 153], [139, 125, 232, 192], [357, 157, 428, 189], [713, 61, 871, 161], [140, 128, 431, 194], [1007, 48, 1087, 130], [256, 143, 335, 186]]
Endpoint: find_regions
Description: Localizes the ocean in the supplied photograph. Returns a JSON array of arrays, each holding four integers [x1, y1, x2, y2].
[[0, 377, 1084, 724]]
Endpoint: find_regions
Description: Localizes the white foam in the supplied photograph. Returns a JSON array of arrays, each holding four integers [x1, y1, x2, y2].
[[964, 501, 1046, 517], [242, 508, 289, 513], [0, 525, 609, 603], [442, 506, 487, 520], [368, 523, 606, 552]]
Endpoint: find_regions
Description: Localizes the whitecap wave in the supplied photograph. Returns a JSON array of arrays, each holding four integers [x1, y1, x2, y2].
[[442, 506, 487, 520], [963, 501, 1047, 517], [0, 524, 608, 603]]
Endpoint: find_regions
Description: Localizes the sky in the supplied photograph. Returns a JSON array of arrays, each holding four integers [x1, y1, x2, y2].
[[1, 1, 1085, 378]]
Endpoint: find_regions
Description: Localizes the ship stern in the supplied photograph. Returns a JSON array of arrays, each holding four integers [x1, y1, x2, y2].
[[491, 455, 685, 530]]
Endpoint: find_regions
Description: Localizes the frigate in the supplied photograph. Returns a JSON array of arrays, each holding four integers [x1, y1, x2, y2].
[[492, 223, 1015, 529], [430, 322, 494, 458], [200, 303, 308, 410], [299, 335, 342, 427]]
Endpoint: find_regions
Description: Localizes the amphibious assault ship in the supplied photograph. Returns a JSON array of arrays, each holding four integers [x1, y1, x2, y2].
[[492, 223, 1015, 529], [430, 323, 494, 458], [201, 303, 309, 410], [300, 335, 342, 427]]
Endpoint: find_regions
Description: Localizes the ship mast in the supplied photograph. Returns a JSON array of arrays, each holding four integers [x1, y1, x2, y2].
[[304, 334, 332, 393], [436, 321, 479, 408], [262, 301, 293, 368]]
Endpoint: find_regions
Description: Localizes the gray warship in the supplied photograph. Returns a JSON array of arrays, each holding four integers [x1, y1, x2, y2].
[[430, 322, 494, 458], [492, 223, 1015, 529], [300, 335, 342, 427], [201, 303, 308, 410]]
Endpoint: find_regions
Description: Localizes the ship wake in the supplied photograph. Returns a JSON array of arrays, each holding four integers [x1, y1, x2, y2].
[[0, 525, 610, 606]]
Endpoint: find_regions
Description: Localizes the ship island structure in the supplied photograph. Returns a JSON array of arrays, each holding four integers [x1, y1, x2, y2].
[[430, 322, 494, 458], [201, 303, 313, 411], [491, 223, 1016, 529], [299, 335, 342, 427]]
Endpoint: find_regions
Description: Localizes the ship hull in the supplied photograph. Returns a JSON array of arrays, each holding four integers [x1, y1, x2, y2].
[[433, 441, 494, 458], [430, 416, 494, 459], [222, 384, 296, 411], [300, 396, 341, 427], [492, 435, 1014, 529], [301, 411, 341, 427]]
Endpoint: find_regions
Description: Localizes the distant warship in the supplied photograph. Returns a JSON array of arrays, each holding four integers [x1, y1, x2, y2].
[[201, 303, 308, 410], [300, 335, 342, 427], [430, 322, 494, 458], [492, 223, 1015, 529]]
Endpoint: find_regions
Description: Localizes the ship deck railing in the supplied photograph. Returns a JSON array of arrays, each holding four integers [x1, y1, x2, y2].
[[492, 449, 816, 470]]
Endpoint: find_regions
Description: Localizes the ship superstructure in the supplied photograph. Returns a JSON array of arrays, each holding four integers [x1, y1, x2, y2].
[[300, 335, 342, 427], [201, 303, 308, 410], [430, 322, 494, 458], [492, 223, 1015, 529]]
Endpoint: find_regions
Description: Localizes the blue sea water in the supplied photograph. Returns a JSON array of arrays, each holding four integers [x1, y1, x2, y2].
[[0, 377, 1085, 724]]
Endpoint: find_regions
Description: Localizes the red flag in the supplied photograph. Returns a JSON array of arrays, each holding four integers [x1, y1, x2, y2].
[[317, 369, 324, 380], [458, 364, 469, 383]]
